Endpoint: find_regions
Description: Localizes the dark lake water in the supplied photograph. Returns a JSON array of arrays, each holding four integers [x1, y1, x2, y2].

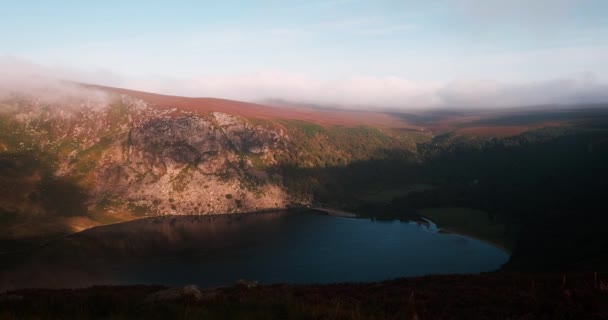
[[0, 210, 509, 291]]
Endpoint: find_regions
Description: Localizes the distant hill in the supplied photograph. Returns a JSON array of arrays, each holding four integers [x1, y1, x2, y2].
[[84, 84, 413, 128]]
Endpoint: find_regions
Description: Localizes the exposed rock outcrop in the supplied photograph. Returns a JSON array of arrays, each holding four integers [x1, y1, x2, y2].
[[0, 92, 293, 224]]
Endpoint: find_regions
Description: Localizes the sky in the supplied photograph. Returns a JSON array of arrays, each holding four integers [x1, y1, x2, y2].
[[1, 0, 608, 108]]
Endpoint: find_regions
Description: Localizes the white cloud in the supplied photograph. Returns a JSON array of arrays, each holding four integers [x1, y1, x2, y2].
[[0, 57, 110, 107], [439, 76, 608, 107]]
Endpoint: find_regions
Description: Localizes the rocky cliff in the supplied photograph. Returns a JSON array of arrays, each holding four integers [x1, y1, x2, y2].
[[0, 89, 296, 238]]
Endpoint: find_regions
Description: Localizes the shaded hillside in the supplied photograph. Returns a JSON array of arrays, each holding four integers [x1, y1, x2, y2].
[[263, 115, 608, 271], [1, 273, 607, 319], [360, 123, 608, 271]]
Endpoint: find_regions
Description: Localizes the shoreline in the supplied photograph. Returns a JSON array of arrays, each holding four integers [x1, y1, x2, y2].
[[310, 207, 358, 218], [0, 207, 295, 255], [416, 214, 512, 254]]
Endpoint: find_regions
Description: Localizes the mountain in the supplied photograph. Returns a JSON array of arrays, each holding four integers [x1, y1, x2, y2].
[[2, 83, 608, 272], [0, 83, 425, 241]]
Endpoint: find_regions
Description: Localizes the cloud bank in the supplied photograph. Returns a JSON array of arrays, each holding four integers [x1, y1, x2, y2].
[[1, 57, 607, 110], [0, 57, 110, 107]]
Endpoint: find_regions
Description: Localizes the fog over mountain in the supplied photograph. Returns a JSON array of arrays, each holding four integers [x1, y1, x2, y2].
[[2, 56, 607, 110], [2, 0, 607, 109], [0, 57, 110, 107]]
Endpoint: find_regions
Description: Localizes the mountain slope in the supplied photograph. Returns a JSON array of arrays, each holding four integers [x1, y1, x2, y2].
[[85, 84, 413, 128], [3, 82, 608, 273], [0, 84, 423, 241]]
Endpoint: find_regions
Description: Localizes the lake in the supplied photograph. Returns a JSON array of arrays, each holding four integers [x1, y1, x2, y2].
[[0, 210, 509, 291]]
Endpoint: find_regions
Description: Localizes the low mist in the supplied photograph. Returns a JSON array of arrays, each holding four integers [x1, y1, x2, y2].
[[0, 57, 110, 109], [2, 56, 607, 111]]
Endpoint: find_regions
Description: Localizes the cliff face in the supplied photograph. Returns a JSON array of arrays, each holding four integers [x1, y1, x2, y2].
[[95, 103, 291, 216], [0, 91, 294, 236]]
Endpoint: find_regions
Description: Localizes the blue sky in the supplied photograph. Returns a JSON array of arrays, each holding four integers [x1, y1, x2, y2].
[[1, 0, 607, 108]]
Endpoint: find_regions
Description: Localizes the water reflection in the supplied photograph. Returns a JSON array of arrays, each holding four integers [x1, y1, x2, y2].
[[0, 211, 508, 291]]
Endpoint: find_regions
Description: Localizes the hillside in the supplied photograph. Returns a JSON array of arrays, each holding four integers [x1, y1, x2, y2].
[[2, 273, 607, 319], [85, 84, 413, 128], [0, 84, 424, 243]]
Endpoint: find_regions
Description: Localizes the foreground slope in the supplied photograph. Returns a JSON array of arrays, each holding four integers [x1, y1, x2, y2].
[[1, 273, 607, 319]]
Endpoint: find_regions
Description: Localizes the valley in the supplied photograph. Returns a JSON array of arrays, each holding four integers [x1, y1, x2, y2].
[[1, 85, 608, 274], [4, 1, 608, 317]]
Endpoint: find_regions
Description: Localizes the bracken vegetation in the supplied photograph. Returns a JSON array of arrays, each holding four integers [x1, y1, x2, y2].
[[1, 273, 607, 319]]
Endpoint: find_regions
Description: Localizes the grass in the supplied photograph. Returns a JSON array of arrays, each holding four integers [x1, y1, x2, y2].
[[280, 120, 325, 138], [127, 203, 153, 217], [71, 137, 115, 188], [171, 165, 196, 192], [249, 153, 267, 170], [1, 273, 606, 319]]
